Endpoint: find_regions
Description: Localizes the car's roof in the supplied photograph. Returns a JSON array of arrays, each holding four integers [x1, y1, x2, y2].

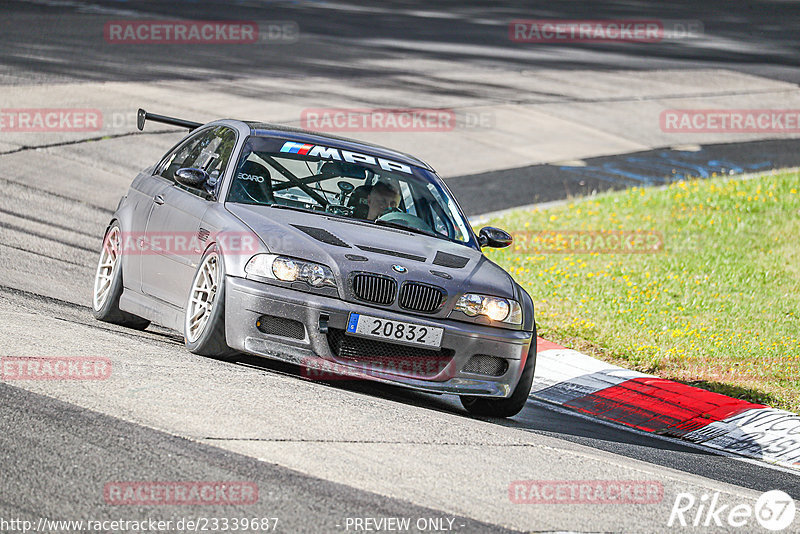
[[242, 120, 435, 171]]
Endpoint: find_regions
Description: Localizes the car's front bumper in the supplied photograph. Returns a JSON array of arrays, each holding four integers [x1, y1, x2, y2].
[[225, 276, 534, 397]]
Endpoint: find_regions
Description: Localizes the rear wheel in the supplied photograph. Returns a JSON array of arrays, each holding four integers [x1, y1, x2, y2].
[[92, 222, 150, 330], [184, 248, 236, 358], [460, 330, 537, 418]]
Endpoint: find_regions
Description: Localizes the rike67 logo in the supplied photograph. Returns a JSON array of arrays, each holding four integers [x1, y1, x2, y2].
[[668, 490, 796, 531]]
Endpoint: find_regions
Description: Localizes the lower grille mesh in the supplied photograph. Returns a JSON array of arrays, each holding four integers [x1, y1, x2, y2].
[[463, 355, 509, 376], [326, 328, 453, 379], [256, 315, 305, 339]]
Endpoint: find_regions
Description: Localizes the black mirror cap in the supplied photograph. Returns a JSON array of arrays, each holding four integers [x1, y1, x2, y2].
[[479, 226, 513, 248], [175, 167, 210, 189]]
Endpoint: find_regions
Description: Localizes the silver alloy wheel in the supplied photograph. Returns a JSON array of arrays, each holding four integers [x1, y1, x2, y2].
[[92, 226, 121, 311], [186, 252, 219, 343]]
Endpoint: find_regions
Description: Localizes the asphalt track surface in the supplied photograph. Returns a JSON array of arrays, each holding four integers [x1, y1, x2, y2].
[[2, 287, 800, 532], [3, 0, 800, 84], [2, 1, 800, 532], [455, 138, 800, 216]]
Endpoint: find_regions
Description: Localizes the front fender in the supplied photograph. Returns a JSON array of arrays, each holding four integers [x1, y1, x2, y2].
[[513, 281, 536, 333], [198, 203, 269, 280]]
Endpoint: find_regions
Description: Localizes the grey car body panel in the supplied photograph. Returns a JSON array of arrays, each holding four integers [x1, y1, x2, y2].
[[110, 118, 536, 397], [223, 204, 526, 325], [225, 276, 529, 397], [140, 179, 209, 306]]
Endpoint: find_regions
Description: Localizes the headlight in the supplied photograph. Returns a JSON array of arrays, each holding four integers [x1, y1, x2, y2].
[[245, 254, 336, 288], [454, 293, 522, 325], [272, 257, 300, 281]]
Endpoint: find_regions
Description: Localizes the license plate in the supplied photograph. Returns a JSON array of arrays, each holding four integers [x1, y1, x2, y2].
[[346, 313, 443, 349]]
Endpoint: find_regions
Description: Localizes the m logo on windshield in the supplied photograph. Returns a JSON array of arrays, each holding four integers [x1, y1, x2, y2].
[[279, 141, 412, 175]]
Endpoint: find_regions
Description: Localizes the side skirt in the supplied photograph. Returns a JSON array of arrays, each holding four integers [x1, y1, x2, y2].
[[120, 289, 184, 332]]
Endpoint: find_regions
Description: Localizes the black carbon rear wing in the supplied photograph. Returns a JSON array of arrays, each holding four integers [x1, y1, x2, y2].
[[137, 108, 202, 131]]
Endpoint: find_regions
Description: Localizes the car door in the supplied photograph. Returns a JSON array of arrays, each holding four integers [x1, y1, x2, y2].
[[120, 169, 171, 294], [141, 126, 237, 307]]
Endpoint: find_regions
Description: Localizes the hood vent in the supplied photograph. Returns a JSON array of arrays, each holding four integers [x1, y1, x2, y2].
[[356, 245, 426, 263], [291, 224, 350, 248], [433, 251, 469, 269], [345, 254, 368, 262]]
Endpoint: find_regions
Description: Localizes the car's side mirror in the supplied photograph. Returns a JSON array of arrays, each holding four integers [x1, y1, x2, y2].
[[175, 167, 210, 189], [478, 226, 513, 248]]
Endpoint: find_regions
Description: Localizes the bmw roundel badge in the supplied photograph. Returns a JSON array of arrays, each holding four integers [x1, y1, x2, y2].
[[392, 265, 407, 273]]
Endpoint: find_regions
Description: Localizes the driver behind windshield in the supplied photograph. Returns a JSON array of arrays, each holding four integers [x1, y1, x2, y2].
[[366, 180, 401, 220]]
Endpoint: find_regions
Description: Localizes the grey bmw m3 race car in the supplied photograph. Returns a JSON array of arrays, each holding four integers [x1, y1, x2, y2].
[[92, 109, 537, 418]]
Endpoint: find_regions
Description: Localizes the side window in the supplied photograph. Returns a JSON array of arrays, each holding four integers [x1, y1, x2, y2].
[[158, 127, 237, 190]]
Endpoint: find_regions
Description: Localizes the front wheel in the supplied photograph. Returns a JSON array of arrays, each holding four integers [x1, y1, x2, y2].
[[92, 222, 150, 330], [460, 330, 537, 418], [184, 248, 236, 358]]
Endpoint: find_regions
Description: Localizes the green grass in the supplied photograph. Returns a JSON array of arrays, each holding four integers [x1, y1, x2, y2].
[[484, 169, 800, 412]]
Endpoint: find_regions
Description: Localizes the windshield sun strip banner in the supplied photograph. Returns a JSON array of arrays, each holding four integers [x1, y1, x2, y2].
[[279, 141, 413, 175]]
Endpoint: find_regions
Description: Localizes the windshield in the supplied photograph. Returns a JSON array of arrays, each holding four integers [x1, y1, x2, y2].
[[226, 136, 475, 246]]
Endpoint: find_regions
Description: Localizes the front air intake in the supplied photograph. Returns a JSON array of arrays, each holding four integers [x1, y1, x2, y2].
[[463, 355, 509, 376], [326, 328, 454, 379], [256, 315, 306, 339]]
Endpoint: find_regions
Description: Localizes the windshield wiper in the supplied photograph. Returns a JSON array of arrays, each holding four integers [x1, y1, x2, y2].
[[267, 203, 323, 214], [266, 204, 446, 240]]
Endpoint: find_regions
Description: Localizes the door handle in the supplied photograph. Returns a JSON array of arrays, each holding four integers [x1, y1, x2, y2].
[[153, 194, 165, 205]]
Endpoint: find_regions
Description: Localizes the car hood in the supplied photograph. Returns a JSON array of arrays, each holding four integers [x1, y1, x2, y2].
[[225, 204, 517, 301]]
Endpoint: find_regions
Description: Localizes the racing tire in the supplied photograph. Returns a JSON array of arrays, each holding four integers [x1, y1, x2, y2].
[[460, 329, 537, 418], [91, 221, 151, 330], [184, 247, 237, 358]]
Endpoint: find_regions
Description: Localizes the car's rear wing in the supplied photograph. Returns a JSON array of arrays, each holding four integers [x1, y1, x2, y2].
[[137, 108, 203, 131]]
